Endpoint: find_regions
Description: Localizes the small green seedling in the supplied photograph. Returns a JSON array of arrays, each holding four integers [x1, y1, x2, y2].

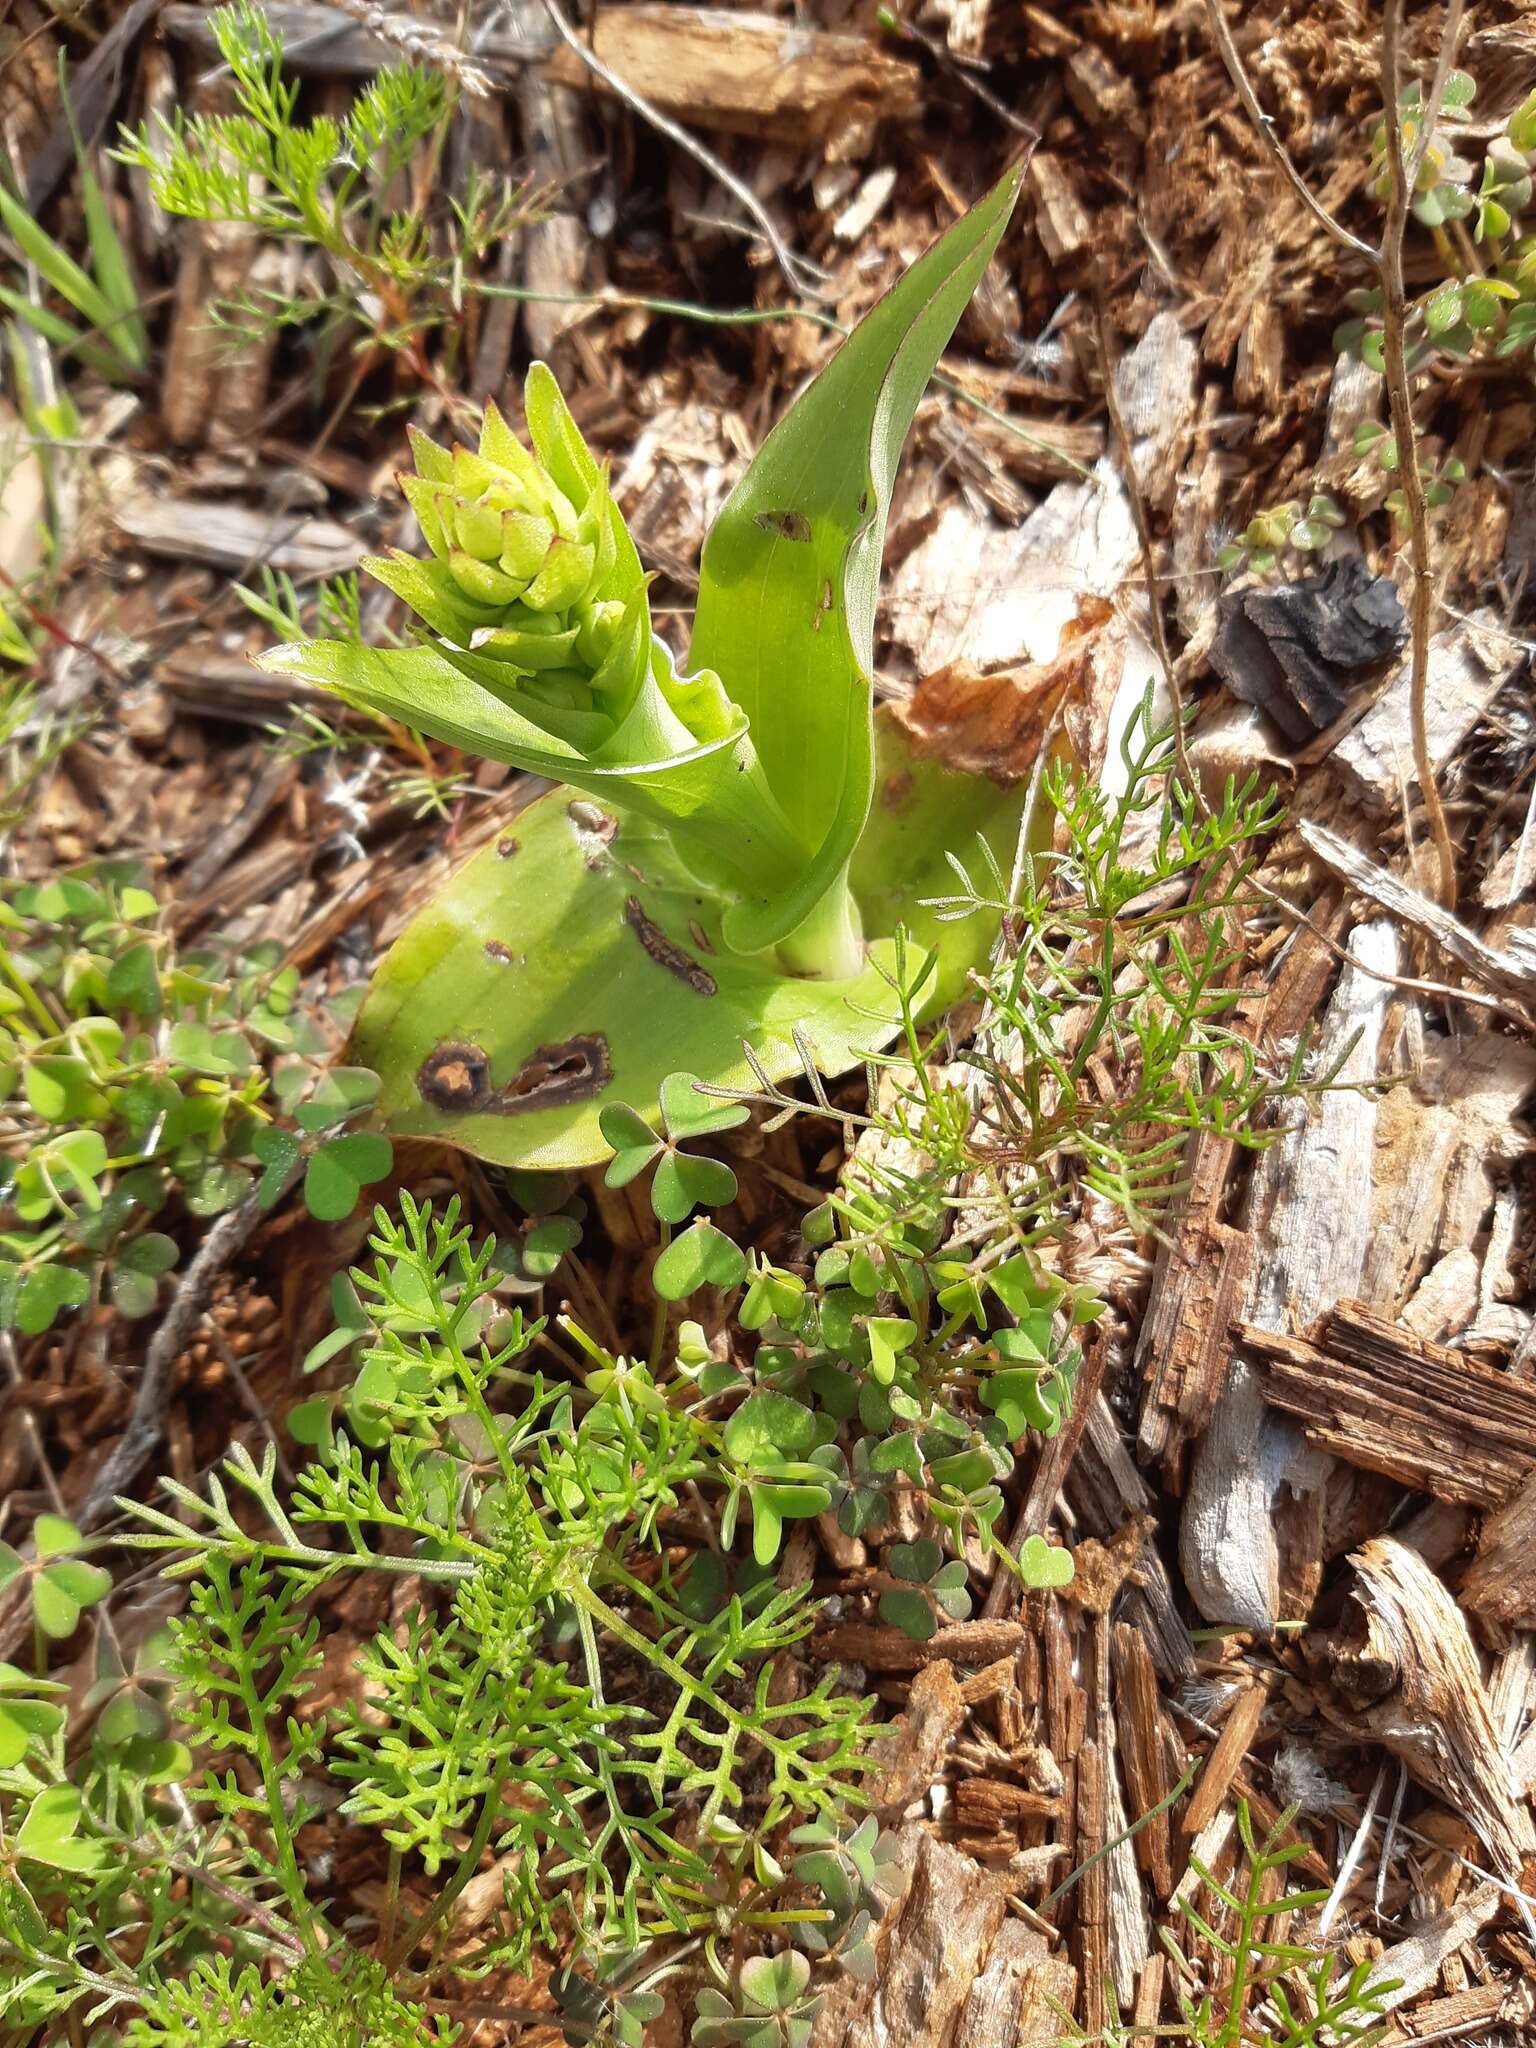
[[0, 1516, 110, 1641], [261, 167, 1037, 1167]]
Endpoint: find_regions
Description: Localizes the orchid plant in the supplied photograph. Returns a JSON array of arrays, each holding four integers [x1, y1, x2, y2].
[[261, 168, 1032, 1167]]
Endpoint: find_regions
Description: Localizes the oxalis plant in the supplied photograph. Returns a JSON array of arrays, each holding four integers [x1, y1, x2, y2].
[[261, 168, 1032, 1169]]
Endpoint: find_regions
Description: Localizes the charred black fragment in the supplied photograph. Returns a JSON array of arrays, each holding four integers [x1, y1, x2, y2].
[[754, 508, 812, 543], [1209, 558, 1407, 745], [624, 896, 717, 996], [498, 1034, 612, 1111], [418, 1041, 492, 1112]]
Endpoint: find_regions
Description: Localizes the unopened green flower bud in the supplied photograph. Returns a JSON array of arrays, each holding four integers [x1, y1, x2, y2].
[[361, 391, 729, 755]]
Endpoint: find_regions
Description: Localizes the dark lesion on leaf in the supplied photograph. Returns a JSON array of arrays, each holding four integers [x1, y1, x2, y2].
[[624, 896, 717, 996], [417, 1034, 610, 1115], [499, 1034, 612, 1111], [753, 509, 812, 543], [417, 1042, 493, 1112]]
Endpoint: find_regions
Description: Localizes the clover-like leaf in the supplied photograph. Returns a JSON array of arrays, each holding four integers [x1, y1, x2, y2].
[[304, 1130, 393, 1222], [1017, 1533, 1075, 1590], [650, 1149, 737, 1224], [659, 1070, 750, 1142], [724, 1391, 817, 1465], [522, 1213, 581, 1278], [652, 1219, 745, 1300], [887, 1538, 943, 1584], [15, 1784, 107, 1873], [109, 1231, 178, 1318], [739, 1950, 812, 2015], [879, 1589, 937, 1642], [296, 1065, 383, 1133], [865, 1315, 916, 1387], [599, 1101, 664, 1186], [6, 1262, 91, 1335], [252, 1125, 303, 1209]]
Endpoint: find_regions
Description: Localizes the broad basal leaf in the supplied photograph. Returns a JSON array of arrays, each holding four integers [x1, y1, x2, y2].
[[690, 161, 1025, 956]]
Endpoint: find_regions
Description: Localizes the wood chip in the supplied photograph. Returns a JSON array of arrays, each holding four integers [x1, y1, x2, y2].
[[543, 6, 920, 148], [1332, 610, 1520, 809], [1300, 816, 1536, 1016], [1251, 1300, 1536, 1510], [1326, 1538, 1536, 1881], [114, 495, 364, 578], [835, 1832, 1009, 2048], [1181, 919, 1400, 1632]]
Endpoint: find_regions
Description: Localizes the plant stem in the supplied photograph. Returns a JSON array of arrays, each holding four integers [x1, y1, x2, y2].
[[649, 1221, 672, 1369], [1380, 0, 1461, 910], [775, 866, 865, 981]]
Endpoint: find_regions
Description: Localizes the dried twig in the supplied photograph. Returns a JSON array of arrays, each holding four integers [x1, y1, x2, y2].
[[1206, 0, 1464, 909], [538, 0, 827, 300], [75, 1178, 293, 1530], [1093, 279, 1197, 802], [1380, 0, 1465, 908], [324, 0, 494, 94], [1201, 0, 1375, 262]]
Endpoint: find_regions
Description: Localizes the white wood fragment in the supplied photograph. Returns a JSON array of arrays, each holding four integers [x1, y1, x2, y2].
[[1181, 920, 1399, 1632], [114, 494, 364, 578], [1332, 610, 1518, 808]]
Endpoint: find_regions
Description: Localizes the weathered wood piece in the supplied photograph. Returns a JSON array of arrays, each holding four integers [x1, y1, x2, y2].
[[1300, 817, 1536, 1017], [1325, 1539, 1536, 1880], [833, 1832, 1007, 2048], [114, 495, 363, 578], [1180, 920, 1400, 1631], [955, 1921, 1077, 2048], [543, 7, 920, 148], [1332, 610, 1520, 808], [1462, 1471, 1536, 1645], [1251, 1301, 1536, 1510]]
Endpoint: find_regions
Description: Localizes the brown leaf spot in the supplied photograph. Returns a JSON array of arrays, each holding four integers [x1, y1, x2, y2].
[[418, 1042, 492, 1112], [754, 509, 812, 543], [624, 896, 716, 996], [498, 1034, 611, 1111], [881, 769, 915, 812]]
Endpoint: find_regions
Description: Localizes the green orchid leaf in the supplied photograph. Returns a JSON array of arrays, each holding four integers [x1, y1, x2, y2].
[[351, 709, 1033, 1166], [690, 160, 1024, 957]]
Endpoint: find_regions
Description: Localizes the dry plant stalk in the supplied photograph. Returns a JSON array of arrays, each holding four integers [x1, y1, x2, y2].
[[1204, 0, 1464, 908]]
